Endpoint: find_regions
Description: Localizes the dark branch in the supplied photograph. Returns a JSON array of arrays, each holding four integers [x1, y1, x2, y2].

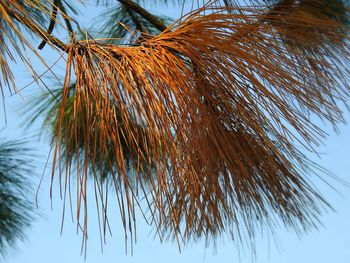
[[56, 0, 74, 34], [38, 0, 59, 50], [125, 7, 148, 33], [6, 7, 68, 52], [117, 0, 167, 32]]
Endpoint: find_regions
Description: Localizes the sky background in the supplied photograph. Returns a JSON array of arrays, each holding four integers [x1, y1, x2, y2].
[[1, 1, 350, 262]]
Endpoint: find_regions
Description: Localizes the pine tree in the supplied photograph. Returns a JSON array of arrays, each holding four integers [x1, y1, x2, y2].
[[1, 0, 349, 252], [0, 140, 36, 256]]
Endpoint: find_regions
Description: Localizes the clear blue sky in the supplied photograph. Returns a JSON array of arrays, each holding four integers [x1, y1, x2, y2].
[[1, 1, 350, 262]]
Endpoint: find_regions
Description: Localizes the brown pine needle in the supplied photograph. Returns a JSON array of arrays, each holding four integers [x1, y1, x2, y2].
[[2, 0, 350, 251], [48, 4, 350, 248]]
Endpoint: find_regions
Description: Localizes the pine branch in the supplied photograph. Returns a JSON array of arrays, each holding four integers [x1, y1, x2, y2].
[[38, 0, 59, 49], [125, 6, 148, 33], [5, 4, 68, 52], [116, 0, 167, 32], [57, 0, 74, 33]]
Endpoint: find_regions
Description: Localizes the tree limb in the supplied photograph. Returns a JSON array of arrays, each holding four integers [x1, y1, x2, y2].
[[56, 0, 74, 34], [6, 6, 68, 52], [38, 0, 59, 50], [117, 0, 167, 32], [125, 6, 148, 33]]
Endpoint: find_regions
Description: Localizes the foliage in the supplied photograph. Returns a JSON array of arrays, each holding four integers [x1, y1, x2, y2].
[[25, 84, 155, 181], [1, 0, 350, 253], [0, 139, 36, 256], [98, 3, 173, 43]]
